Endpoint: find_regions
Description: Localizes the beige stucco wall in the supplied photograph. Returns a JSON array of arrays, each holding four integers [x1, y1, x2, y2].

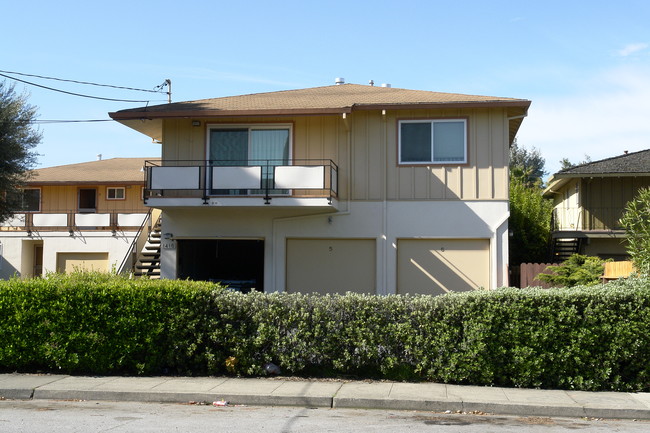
[[159, 200, 509, 293], [0, 231, 141, 279]]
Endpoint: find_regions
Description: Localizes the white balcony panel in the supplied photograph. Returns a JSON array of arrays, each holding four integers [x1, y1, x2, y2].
[[117, 213, 148, 227], [150, 166, 201, 190], [2, 214, 25, 227], [33, 213, 68, 227], [75, 213, 110, 227], [212, 166, 262, 189], [275, 166, 325, 189]]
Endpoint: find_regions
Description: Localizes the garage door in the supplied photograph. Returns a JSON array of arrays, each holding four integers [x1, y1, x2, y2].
[[397, 239, 489, 295], [56, 252, 109, 273], [286, 239, 375, 294]]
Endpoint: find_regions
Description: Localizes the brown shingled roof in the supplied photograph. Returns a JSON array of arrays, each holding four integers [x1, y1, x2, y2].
[[27, 158, 151, 185], [110, 83, 530, 119]]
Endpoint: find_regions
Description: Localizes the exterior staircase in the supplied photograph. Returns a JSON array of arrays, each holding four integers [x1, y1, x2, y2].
[[551, 237, 581, 262], [133, 217, 161, 279]]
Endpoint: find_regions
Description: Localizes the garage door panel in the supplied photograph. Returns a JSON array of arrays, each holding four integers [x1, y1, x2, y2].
[[286, 239, 375, 295], [398, 239, 489, 295], [56, 253, 109, 273]]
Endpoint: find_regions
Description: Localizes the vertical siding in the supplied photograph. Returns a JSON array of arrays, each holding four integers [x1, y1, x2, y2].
[[39, 184, 147, 213], [160, 107, 510, 203], [584, 177, 650, 230], [350, 108, 509, 201]]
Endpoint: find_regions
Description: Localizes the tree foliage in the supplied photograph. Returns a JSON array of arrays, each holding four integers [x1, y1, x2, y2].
[[509, 176, 553, 266], [0, 81, 40, 222], [620, 187, 650, 276], [559, 155, 591, 171], [509, 140, 546, 188]]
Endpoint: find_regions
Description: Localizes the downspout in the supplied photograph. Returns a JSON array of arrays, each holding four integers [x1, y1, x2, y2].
[[270, 112, 353, 292], [381, 109, 389, 295]]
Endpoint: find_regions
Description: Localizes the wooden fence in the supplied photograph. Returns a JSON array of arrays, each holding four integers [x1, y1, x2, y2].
[[518, 263, 559, 288]]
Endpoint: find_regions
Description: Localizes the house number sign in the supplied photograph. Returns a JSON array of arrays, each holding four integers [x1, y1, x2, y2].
[[162, 240, 176, 250]]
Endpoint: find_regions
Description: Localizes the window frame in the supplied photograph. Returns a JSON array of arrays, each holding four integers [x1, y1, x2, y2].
[[20, 188, 41, 212], [106, 187, 126, 201], [398, 118, 468, 165], [205, 123, 293, 162]]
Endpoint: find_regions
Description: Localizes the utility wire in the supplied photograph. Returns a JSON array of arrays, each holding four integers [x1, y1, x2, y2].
[[0, 69, 166, 94], [0, 72, 154, 103], [32, 119, 114, 124]]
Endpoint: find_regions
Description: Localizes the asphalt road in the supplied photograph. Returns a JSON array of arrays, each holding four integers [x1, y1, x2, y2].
[[1, 399, 649, 432]]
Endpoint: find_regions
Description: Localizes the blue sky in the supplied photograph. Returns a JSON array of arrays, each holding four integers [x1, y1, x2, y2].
[[4, 0, 650, 176]]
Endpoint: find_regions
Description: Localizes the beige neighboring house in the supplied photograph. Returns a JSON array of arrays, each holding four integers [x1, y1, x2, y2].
[[0, 157, 158, 279], [544, 149, 650, 261], [109, 81, 530, 294]]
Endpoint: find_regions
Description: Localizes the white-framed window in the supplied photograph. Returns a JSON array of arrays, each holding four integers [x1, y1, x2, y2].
[[20, 188, 41, 212], [398, 119, 467, 164], [106, 187, 125, 200]]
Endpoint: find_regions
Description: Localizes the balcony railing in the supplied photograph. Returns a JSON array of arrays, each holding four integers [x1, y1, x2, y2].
[[0, 211, 148, 234], [143, 159, 339, 205]]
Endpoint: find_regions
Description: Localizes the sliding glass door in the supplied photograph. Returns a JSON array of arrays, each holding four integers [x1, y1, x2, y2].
[[209, 126, 290, 195]]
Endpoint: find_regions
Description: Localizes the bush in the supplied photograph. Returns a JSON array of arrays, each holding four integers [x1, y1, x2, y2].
[[621, 187, 650, 276], [2, 272, 650, 391], [537, 254, 609, 287]]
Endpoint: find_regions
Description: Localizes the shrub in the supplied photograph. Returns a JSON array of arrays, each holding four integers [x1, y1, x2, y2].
[[537, 254, 608, 287], [621, 187, 650, 276], [2, 272, 650, 391]]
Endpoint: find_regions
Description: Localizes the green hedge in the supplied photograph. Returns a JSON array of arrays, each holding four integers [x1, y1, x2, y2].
[[1, 272, 650, 391]]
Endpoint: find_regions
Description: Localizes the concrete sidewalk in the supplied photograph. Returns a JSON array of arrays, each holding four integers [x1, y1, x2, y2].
[[2, 373, 650, 419]]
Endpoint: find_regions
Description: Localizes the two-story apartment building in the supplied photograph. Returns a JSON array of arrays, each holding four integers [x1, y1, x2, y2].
[[0, 157, 155, 279], [109, 82, 530, 295], [544, 149, 650, 261]]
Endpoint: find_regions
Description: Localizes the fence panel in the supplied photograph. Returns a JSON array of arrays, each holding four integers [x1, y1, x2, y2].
[[520, 262, 559, 288]]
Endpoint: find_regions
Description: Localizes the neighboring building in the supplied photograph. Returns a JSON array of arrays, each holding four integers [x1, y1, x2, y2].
[[109, 82, 530, 295], [543, 149, 650, 261], [0, 157, 157, 279]]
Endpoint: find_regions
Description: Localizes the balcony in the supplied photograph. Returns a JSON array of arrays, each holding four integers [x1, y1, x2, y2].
[[0, 211, 148, 235], [552, 206, 626, 233], [143, 159, 339, 209]]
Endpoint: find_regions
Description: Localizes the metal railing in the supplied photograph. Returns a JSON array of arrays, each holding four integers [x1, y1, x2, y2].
[[143, 159, 339, 204]]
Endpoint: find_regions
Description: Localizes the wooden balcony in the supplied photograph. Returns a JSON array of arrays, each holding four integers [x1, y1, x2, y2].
[[0, 211, 148, 235], [143, 159, 339, 209]]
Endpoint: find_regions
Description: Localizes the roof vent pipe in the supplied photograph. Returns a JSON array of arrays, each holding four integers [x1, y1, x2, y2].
[[381, 83, 392, 88], [335, 77, 345, 85], [97, 154, 102, 161]]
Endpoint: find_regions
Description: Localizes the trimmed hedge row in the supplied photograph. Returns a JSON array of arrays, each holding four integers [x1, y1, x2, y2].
[[1, 273, 650, 391]]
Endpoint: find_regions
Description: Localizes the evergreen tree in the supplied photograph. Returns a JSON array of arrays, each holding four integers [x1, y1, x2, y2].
[[0, 81, 40, 222]]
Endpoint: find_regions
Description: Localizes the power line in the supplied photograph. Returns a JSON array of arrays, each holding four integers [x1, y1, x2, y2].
[[0, 72, 163, 103], [0, 69, 166, 94], [32, 119, 114, 124]]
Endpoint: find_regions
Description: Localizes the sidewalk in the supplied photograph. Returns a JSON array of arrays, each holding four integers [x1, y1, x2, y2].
[[2, 373, 650, 419]]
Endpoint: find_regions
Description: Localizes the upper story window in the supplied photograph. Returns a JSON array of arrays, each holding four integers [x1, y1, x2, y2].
[[19, 188, 41, 212], [106, 187, 125, 200], [398, 119, 467, 164]]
